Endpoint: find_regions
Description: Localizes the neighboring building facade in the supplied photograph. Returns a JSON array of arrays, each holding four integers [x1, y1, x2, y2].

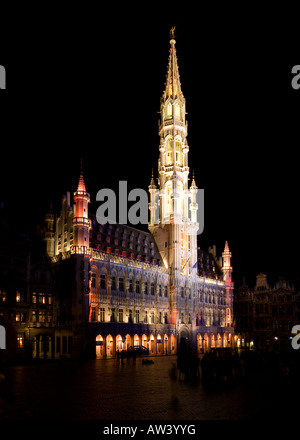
[[0, 212, 32, 358], [234, 274, 297, 350], [0, 205, 56, 361]]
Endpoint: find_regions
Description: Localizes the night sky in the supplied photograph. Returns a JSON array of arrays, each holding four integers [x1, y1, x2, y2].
[[0, 6, 299, 289]]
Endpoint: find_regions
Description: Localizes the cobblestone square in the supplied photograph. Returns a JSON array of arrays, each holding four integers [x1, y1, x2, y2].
[[1, 353, 298, 420]]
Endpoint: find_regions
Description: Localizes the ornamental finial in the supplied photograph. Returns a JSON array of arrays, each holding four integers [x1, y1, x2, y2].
[[170, 26, 176, 41]]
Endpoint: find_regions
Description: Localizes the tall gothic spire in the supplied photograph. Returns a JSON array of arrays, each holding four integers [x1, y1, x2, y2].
[[224, 240, 230, 253], [77, 172, 86, 193], [162, 27, 184, 101], [76, 159, 87, 194], [149, 169, 157, 189]]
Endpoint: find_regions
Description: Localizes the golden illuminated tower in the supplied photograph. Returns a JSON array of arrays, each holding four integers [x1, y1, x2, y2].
[[73, 168, 91, 251], [222, 241, 234, 327], [149, 28, 199, 325]]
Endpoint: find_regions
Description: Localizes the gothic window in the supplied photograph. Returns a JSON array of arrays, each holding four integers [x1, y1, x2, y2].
[[166, 102, 172, 119], [167, 139, 173, 165], [161, 105, 164, 122], [17, 334, 24, 348], [135, 309, 140, 323], [39, 311, 46, 323], [129, 278, 133, 293], [136, 279, 140, 294], [119, 277, 124, 292], [100, 308, 105, 322], [174, 103, 180, 119], [118, 309, 123, 322], [39, 293, 46, 304], [150, 282, 155, 295], [158, 285, 162, 296], [100, 274, 106, 289], [91, 273, 96, 289], [0, 290, 6, 302], [175, 141, 181, 165]]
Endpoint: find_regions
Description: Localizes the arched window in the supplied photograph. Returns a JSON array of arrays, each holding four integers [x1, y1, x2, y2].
[[166, 102, 172, 119], [161, 105, 165, 122], [100, 273, 106, 289], [175, 141, 181, 165], [128, 277, 133, 293], [135, 278, 141, 294], [166, 182, 172, 214], [174, 103, 180, 119], [166, 139, 173, 165], [150, 282, 155, 295], [91, 273, 96, 289], [111, 274, 117, 291]]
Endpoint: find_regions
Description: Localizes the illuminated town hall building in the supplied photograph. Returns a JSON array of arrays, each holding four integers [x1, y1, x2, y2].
[[0, 31, 234, 360], [42, 30, 235, 359]]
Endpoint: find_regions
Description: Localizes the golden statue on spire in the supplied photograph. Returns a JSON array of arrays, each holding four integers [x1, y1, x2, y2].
[[170, 26, 176, 40]]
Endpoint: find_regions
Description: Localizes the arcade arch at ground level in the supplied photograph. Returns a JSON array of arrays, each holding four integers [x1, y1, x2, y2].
[[89, 324, 235, 359], [94, 332, 177, 359], [196, 331, 234, 353]]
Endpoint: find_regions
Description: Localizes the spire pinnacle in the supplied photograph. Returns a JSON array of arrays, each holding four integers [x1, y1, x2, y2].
[[190, 170, 197, 189], [162, 27, 183, 100], [76, 159, 87, 194], [149, 169, 157, 189]]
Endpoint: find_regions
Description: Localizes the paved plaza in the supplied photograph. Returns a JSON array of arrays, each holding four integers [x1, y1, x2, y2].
[[0, 353, 298, 420]]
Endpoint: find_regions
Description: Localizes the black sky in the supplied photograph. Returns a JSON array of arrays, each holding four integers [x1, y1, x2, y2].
[[0, 6, 299, 289]]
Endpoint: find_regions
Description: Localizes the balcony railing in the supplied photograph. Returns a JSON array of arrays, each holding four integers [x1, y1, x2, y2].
[[72, 217, 91, 227]]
